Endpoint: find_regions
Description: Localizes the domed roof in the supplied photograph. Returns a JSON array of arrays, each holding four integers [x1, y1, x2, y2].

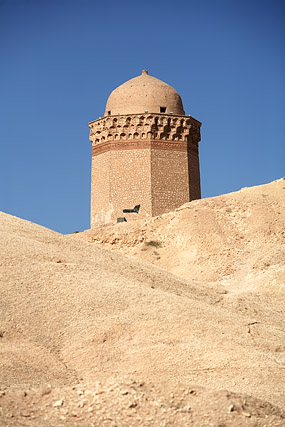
[[104, 70, 185, 116]]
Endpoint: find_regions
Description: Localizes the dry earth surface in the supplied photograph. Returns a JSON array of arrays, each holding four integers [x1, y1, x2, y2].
[[1, 178, 285, 426]]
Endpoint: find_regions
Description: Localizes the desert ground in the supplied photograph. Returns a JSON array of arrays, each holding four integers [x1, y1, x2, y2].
[[0, 178, 284, 426]]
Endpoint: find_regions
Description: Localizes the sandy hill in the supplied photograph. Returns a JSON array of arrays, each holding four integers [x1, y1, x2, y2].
[[0, 178, 285, 426], [79, 178, 285, 294]]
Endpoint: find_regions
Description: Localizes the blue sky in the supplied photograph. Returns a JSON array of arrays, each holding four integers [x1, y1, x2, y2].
[[0, 0, 284, 233]]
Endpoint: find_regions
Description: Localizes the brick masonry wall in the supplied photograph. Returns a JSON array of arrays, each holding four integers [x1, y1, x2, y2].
[[91, 141, 201, 226], [90, 151, 111, 227], [91, 146, 152, 226], [150, 147, 190, 217], [109, 148, 152, 222], [188, 146, 201, 201]]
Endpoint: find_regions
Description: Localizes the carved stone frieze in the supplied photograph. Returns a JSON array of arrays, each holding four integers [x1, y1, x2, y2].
[[89, 113, 201, 146], [92, 139, 196, 157]]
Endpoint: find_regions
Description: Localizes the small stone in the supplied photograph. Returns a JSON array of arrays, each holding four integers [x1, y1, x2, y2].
[[93, 390, 104, 395], [20, 412, 31, 417], [40, 385, 52, 396], [183, 405, 191, 412], [78, 399, 88, 408], [228, 404, 235, 412], [242, 411, 251, 418], [53, 399, 64, 408], [129, 402, 137, 408], [121, 390, 129, 395]]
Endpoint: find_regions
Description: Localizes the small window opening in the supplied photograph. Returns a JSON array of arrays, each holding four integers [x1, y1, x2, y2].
[[108, 111, 111, 115], [160, 107, 166, 113]]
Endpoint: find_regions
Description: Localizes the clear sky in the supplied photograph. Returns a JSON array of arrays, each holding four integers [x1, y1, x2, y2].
[[0, 0, 284, 233]]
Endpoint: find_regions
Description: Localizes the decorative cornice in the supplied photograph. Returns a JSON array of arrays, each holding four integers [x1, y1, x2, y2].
[[89, 113, 201, 146], [92, 139, 199, 157]]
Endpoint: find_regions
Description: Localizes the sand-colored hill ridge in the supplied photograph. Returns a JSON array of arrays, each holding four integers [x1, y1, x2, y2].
[[79, 178, 285, 294], [0, 178, 284, 426]]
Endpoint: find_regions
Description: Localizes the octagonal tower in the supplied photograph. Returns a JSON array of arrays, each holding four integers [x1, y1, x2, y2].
[[89, 70, 201, 227]]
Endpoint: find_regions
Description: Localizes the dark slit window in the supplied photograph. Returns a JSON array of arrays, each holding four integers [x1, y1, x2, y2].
[[160, 107, 166, 113], [108, 111, 111, 115]]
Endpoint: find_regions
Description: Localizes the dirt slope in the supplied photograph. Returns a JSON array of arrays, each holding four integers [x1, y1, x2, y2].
[[79, 178, 285, 293], [0, 178, 285, 425]]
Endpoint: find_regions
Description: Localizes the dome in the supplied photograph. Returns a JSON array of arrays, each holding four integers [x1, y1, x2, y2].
[[104, 70, 185, 116]]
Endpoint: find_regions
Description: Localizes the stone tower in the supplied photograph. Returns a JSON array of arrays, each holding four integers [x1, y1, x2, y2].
[[89, 70, 201, 227]]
